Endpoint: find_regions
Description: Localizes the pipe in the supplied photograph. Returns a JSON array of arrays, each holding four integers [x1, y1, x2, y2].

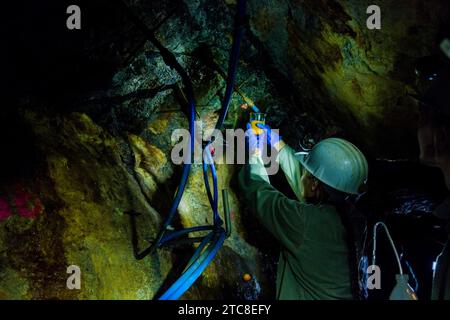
[[223, 189, 232, 238], [203, 146, 221, 224], [215, 0, 247, 130], [372, 222, 403, 275], [119, 0, 246, 300], [118, 0, 197, 259], [158, 230, 226, 300], [160, 0, 246, 299], [160, 226, 215, 245], [170, 231, 225, 299], [183, 232, 217, 273], [203, 160, 215, 208], [158, 232, 216, 300]]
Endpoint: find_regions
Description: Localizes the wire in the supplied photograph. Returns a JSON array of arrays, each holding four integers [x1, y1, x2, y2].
[[372, 222, 403, 275], [401, 252, 419, 292], [158, 231, 226, 300], [118, 0, 246, 300], [215, 0, 247, 130], [117, 0, 197, 258]]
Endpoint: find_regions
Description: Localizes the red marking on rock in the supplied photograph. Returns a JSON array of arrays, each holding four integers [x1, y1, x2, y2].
[[0, 197, 12, 221], [14, 187, 44, 219]]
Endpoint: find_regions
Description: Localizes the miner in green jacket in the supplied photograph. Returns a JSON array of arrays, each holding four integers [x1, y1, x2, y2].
[[239, 124, 368, 300]]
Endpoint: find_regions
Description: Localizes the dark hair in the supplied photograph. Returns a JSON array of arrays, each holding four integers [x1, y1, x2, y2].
[[321, 183, 367, 300]]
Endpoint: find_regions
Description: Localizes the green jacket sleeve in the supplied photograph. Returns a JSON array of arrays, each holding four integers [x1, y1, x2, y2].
[[238, 156, 307, 252], [277, 145, 303, 201]]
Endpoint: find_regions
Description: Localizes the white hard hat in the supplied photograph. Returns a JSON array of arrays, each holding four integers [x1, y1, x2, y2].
[[295, 138, 368, 195]]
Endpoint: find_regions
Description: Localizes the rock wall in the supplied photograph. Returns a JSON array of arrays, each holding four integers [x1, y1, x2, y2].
[[0, 110, 273, 299], [248, 0, 450, 157], [2, 0, 449, 299]]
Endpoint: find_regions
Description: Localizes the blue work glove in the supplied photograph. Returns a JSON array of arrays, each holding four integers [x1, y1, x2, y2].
[[256, 123, 284, 150], [246, 123, 264, 156]]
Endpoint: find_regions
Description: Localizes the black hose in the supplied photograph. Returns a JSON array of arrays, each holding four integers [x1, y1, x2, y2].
[[215, 0, 247, 130], [118, 0, 246, 300], [117, 0, 197, 259]]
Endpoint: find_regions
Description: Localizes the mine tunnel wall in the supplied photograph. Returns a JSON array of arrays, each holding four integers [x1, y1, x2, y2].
[[2, 0, 450, 299]]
